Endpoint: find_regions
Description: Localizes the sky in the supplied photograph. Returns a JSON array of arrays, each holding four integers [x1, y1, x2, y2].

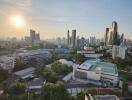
[[0, 0, 132, 39]]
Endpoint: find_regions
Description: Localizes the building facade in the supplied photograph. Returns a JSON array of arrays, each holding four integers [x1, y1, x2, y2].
[[112, 44, 127, 59], [73, 60, 118, 86], [72, 29, 76, 48], [0, 55, 15, 73]]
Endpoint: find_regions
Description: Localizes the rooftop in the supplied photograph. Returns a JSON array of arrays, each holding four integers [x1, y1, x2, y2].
[[78, 60, 118, 75], [14, 67, 35, 77], [86, 94, 120, 100], [95, 95, 120, 100], [18, 49, 51, 56], [59, 59, 74, 66]]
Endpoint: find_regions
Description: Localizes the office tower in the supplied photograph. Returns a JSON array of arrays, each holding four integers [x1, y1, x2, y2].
[[108, 21, 120, 45], [72, 29, 76, 48], [35, 33, 40, 40], [67, 30, 70, 46], [104, 28, 109, 45], [120, 33, 124, 43], [76, 36, 80, 48], [112, 21, 118, 45], [30, 29, 36, 46], [30, 29, 36, 40], [109, 30, 113, 45], [69, 37, 72, 47], [112, 21, 118, 33]]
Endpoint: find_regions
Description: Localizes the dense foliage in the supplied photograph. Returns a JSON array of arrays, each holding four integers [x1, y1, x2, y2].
[[75, 53, 85, 64], [41, 82, 71, 100], [8, 83, 26, 95], [0, 68, 7, 83], [36, 65, 58, 83], [51, 61, 72, 75]]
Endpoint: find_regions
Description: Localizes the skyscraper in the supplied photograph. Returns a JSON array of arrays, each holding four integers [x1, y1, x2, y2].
[[30, 29, 36, 45], [112, 21, 118, 33], [104, 28, 109, 45], [120, 33, 124, 43], [108, 21, 120, 45], [35, 33, 40, 40], [72, 29, 76, 48], [30, 29, 41, 46], [30, 29, 36, 40], [67, 30, 70, 46], [112, 21, 118, 45]]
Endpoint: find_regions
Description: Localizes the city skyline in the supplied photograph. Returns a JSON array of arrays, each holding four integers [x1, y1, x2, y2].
[[0, 0, 132, 39]]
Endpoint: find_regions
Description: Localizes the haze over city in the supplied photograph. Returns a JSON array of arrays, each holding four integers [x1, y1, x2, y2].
[[0, 0, 132, 39], [1, 0, 132, 100]]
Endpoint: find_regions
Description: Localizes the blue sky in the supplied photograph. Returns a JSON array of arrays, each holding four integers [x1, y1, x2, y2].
[[0, 0, 132, 39]]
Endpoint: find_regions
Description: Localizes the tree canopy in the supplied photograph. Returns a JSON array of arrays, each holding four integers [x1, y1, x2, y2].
[[41, 82, 71, 100], [51, 61, 72, 75], [8, 83, 26, 95], [0, 68, 7, 83]]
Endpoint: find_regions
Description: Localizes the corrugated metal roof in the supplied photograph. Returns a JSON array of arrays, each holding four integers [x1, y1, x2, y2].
[[14, 67, 35, 77]]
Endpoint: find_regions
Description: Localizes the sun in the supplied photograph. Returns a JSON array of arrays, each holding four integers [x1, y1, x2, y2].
[[10, 15, 24, 27]]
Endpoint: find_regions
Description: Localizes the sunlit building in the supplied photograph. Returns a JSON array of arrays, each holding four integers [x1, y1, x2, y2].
[[73, 60, 118, 86]]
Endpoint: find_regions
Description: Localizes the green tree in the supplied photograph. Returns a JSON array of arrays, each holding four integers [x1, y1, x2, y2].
[[51, 61, 71, 75], [114, 57, 124, 67], [42, 69, 58, 83], [76, 91, 85, 100], [84, 87, 97, 95], [35, 65, 45, 75], [29, 93, 40, 100], [110, 89, 122, 98], [41, 82, 70, 100], [8, 83, 26, 95], [0, 68, 7, 83], [75, 53, 85, 64], [122, 82, 129, 96]]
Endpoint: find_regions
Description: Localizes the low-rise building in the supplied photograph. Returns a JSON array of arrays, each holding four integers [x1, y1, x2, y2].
[[14, 67, 35, 81], [54, 48, 73, 54], [15, 49, 52, 64], [0, 55, 15, 73], [73, 60, 118, 86], [85, 94, 120, 100], [59, 59, 74, 67], [77, 47, 103, 59]]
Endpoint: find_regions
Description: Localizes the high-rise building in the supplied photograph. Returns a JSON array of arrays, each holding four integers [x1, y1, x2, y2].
[[67, 30, 70, 46], [111, 21, 118, 45], [79, 37, 85, 48], [35, 33, 40, 40], [106, 21, 121, 46], [90, 36, 96, 46], [120, 33, 124, 43], [104, 28, 109, 45], [30, 29, 41, 46], [72, 29, 76, 48], [30, 29, 36, 45], [112, 43, 127, 59], [112, 21, 118, 33], [76, 36, 80, 48], [30, 29, 36, 41]]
